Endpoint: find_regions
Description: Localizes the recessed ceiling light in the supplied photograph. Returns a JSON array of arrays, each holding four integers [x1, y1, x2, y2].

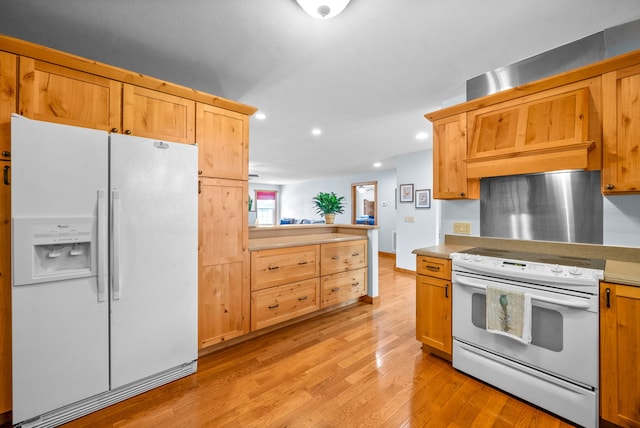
[[311, 128, 322, 136], [255, 112, 266, 120], [416, 132, 429, 140], [373, 162, 381, 168]]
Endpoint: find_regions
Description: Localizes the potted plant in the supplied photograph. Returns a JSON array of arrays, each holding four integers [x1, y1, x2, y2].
[[312, 191, 345, 224]]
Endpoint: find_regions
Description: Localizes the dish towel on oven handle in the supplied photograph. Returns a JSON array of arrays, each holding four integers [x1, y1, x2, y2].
[[486, 285, 532, 344]]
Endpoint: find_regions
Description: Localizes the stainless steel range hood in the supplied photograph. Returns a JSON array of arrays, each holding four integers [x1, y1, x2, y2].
[[467, 19, 640, 100]]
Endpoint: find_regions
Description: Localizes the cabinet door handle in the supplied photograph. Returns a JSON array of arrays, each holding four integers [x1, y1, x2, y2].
[[124, 129, 132, 135], [445, 284, 449, 298], [331, 256, 340, 260], [268, 303, 279, 309], [331, 287, 340, 292], [198, 170, 203, 175], [198, 180, 202, 194], [605, 184, 615, 190], [426, 265, 440, 272], [268, 264, 279, 271], [3, 165, 9, 185], [1, 150, 10, 158], [298, 261, 308, 265], [111, 128, 118, 133], [605, 287, 611, 308], [298, 296, 308, 301]]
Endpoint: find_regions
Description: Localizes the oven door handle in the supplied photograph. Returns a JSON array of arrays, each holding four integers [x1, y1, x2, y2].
[[454, 276, 591, 309]]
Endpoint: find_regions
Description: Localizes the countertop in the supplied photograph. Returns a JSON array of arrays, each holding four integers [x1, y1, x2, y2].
[[249, 233, 366, 251], [413, 235, 640, 288]]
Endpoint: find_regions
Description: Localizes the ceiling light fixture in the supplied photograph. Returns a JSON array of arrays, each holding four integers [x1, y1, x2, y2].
[[373, 162, 381, 168], [295, 0, 351, 19], [416, 132, 429, 140], [255, 112, 266, 120], [311, 128, 322, 136]]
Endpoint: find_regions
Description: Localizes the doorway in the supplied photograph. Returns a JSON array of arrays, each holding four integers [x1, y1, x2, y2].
[[351, 181, 377, 225]]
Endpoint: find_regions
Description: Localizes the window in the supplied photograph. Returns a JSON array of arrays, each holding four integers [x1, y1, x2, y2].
[[255, 190, 277, 226]]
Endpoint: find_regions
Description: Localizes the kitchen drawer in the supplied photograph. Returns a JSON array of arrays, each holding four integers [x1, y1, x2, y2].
[[416, 255, 451, 280], [320, 240, 367, 276], [251, 278, 319, 330], [321, 268, 367, 308], [251, 245, 320, 291]]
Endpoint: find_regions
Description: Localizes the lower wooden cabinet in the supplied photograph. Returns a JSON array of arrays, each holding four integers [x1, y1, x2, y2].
[[321, 268, 367, 308], [250, 239, 368, 331], [416, 255, 452, 360], [251, 278, 319, 330], [600, 281, 640, 427]]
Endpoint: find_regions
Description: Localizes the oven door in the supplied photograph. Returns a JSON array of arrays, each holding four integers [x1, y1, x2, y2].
[[452, 271, 598, 388]]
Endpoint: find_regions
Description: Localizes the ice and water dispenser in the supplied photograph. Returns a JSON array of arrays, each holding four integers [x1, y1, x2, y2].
[[13, 217, 96, 286]]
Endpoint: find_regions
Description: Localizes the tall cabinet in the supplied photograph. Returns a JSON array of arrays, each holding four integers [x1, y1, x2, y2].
[[196, 104, 250, 348], [0, 51, 16, 415], [0, 35, 255, 416]]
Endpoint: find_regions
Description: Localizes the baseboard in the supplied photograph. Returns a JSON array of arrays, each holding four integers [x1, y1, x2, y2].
[[394, 266, 415, 274], [378, 251, 396, 261]]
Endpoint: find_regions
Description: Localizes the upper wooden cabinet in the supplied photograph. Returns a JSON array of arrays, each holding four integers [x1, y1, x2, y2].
[[122, 85, 195, 144], [19, 57, 121, 132], [466, 83, 598, 179], [196, 103, 248, 180], [432, 113, 479, 200], [602, 65, 640, 194], [0, 52, 16, 159]]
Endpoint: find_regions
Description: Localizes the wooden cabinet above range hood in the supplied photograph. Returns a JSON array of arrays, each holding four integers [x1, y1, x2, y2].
[[464, 80, 600, 178]]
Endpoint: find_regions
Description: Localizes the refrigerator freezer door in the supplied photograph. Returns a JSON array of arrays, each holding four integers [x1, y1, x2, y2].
[[109, 134, 198, 389], [11, 115, 109, 423]]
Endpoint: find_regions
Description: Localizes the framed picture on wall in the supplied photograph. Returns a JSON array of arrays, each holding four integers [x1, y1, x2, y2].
[[415, 189, 431, 208], [399, 184, 414, 202]]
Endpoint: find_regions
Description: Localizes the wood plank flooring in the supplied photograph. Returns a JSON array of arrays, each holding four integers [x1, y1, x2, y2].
[[59, 255, 574, 427]]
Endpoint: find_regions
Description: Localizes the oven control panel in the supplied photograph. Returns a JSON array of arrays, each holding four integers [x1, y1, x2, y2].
[[451, 252, 604, 288]]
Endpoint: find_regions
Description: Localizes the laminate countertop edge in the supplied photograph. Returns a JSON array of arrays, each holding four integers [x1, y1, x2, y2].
[[249, 233, 367, 251]]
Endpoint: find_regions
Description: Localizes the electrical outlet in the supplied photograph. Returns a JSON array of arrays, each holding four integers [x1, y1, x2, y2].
[[453, 222, 471, 234], [404, 216, 415, 223]]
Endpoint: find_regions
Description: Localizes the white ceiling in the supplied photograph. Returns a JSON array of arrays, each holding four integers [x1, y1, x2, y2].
[[2, 0, 640, 184]]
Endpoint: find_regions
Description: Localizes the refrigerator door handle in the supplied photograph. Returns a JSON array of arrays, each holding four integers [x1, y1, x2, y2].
[[97, 189, 107, 302], [112, 189, 121, 300]]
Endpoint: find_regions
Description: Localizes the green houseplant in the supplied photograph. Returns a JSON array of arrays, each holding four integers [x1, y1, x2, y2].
[[312, 191, 345, 224]]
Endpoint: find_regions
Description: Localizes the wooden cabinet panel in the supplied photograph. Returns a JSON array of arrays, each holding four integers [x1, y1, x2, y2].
[[432, 113, 479, 200], [198, 177, 249, 348], [320, 240, 367, 276], [416, 256, 451, 280], [251, 278, 319, 330], [600, 281, 640, 427], [19, 57, 121, 132], [603, 66, 640, 194], [466, 86, 594, 179], [122, 84, 195, 144], [321, 268, 367, 308], [196, 103, 248, 180], [251, 245, 320, 291], [416, 274, 451, 358], [0, 51, 14, 414]]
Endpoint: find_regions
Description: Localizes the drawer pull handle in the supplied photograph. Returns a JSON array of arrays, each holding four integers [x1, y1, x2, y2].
[[426, 265, 440, 271], [331, 287, 340, 292], [268, 303, 279, 309], [445, 284, 449, 298], [351, 282, 359, 286], [298, 296, 308, 301], [352, 252, 360, 256], [268, 265, 279, 271], [298, 261, 308, 265], [331, 256, 340, 260]]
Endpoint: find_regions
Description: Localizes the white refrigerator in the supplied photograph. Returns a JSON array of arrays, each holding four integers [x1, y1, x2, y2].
[[11, 114, 198, 427]]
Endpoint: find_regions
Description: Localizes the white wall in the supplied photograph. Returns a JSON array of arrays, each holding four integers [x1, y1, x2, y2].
[[603, 195, 640, 247], [394, 149, 439, 271]]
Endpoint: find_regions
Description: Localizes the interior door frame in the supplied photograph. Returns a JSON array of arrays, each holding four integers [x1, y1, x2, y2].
[[351, 181, 377, 225]]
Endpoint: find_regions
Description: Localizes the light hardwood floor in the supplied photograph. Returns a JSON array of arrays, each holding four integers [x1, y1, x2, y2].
[[58, 255, 573, 428]]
